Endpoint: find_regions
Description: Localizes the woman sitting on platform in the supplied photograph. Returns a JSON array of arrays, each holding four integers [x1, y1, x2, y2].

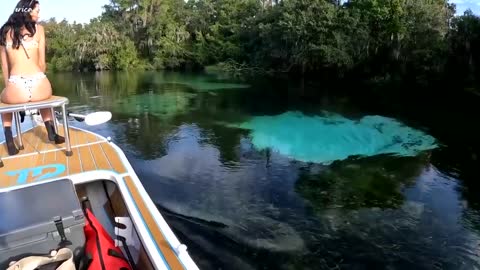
[[0, 0, 64, 156]]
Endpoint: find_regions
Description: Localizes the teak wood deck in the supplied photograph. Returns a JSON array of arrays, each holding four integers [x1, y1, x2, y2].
[[0, 125, 126, 189]]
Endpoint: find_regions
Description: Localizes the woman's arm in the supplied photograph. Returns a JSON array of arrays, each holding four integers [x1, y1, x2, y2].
[[37, 24, 46, 72], [1, 45, 9, 85]]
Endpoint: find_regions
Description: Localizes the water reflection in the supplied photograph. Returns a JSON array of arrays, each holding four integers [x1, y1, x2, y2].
[[111, 91, 196, 118], [148, 71, 251, 91], [136, 124, 305, 252], [295, 154, 429, 210]]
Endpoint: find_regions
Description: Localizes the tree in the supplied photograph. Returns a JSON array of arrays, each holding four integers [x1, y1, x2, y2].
[[37, 0, 480, 90]]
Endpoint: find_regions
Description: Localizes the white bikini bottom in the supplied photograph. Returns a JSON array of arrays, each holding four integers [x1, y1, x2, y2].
[[8, 72, 47, 101]]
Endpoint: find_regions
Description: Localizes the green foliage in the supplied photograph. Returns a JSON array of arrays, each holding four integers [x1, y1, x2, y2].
[[447, 10, 480, 87], [43, 19, 78, 71], [39, 0, 480, 88]]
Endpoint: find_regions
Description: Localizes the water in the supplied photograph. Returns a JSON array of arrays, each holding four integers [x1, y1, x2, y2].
[[234, 111, 437, 164], [2, 71, 480, 269]]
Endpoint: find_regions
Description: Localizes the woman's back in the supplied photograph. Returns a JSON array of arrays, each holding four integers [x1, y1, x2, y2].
[[4, 26, 43, 76]]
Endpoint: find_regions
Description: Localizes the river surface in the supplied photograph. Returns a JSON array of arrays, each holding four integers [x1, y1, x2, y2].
[[2, 71, 480, 269]]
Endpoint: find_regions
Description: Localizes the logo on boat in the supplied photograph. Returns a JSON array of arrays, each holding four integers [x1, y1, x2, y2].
[[5, 164, 66, 184]]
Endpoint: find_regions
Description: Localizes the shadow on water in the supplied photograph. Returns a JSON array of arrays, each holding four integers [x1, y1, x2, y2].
[[33, 70, 480, 270]]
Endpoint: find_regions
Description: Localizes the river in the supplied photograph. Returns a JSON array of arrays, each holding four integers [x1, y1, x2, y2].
[[3, 70, 480, 269]]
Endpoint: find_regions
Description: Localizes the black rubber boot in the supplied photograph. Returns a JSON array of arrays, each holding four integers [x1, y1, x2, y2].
[[4, 126, 19, 155], [44, 120, 65, 144], [19, 111, 25, 123]]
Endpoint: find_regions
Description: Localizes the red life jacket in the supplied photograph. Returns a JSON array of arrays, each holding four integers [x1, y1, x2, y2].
[[83, 208, 133, 270]]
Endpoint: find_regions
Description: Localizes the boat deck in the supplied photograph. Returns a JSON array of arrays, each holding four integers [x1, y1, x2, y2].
[[0, 125, 126, 189], [0, 125, 190, 270]]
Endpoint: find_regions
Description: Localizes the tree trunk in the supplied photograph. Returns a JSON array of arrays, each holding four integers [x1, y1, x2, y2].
[[143, 5, 148, 27]]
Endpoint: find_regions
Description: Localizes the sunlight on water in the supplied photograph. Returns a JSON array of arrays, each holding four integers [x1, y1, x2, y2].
[[236, 111, 438, 164]]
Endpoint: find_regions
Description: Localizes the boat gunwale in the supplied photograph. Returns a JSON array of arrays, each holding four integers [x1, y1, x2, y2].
[[0, 124, 198, 270]]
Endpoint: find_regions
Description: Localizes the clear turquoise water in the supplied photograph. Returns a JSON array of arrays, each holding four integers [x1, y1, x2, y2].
[[236, 111, 438, 164]]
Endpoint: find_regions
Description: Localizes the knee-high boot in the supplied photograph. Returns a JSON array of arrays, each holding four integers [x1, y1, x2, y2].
[[44, 120, 65, 144], [4, 126, 19, 155]]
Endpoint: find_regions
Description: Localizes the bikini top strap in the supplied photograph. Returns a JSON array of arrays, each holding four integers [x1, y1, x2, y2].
[[2, 41, 30, 59], [21, 43, 30, 59], [19, 34, 31, 59], [5, 28, 37, 59]]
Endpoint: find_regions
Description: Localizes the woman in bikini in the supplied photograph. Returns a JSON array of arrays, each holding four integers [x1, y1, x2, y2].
[[0, 0, 64, 156]]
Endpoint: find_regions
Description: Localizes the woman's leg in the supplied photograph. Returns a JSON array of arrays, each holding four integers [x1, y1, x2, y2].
[[39, 107, 52, 121], [2, 112, 13, 127], [39, 108, 64, 144], [27, 75, 64, 144], [1, 89, 20, 155], [1, 112, 19, 155]]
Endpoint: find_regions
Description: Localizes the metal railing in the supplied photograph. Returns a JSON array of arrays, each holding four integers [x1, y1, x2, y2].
[[0, 96, 72, 167]]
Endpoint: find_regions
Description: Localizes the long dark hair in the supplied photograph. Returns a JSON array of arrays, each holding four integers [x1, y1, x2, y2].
[[0, 0, 39, 49]]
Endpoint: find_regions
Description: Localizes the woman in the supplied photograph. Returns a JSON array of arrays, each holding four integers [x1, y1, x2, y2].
[[0, 0, 64, 156]]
